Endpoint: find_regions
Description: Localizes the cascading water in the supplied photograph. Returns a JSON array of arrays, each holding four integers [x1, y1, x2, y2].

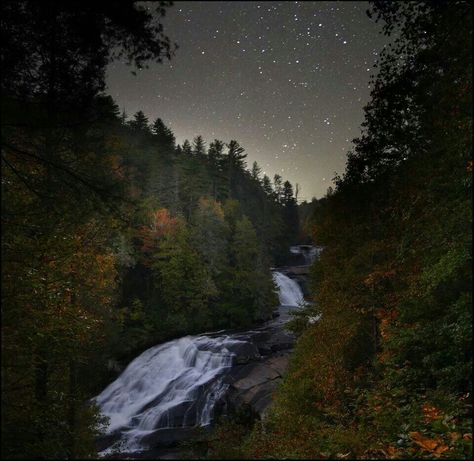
[[95, 271, 305, 455], [272, 271, 305, 307], [95, 335, 246, 454], [289, 244, 322, 265]]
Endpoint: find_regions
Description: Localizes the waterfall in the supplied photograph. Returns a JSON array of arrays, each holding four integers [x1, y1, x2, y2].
[[272, 271, 305, 307], [289, 244, 321, 265], [95, 335, 246, 454], [95, 271, 304, 455]]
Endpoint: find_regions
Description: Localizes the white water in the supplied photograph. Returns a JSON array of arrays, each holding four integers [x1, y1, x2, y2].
[[95, 271, 305, 455], [272, 271, 305, 307], [289, 245, 322, 265], [95, 335, 246, 454]]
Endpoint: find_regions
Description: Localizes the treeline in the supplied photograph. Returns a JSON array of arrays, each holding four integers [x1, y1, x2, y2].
[[1, 1, 298, 458], [202, 1, 473, 459], [98, 105, 299, 358], [119, 108, 299, 265]]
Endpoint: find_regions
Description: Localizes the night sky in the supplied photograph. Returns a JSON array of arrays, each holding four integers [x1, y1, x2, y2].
[[106, 1, 389, 200]]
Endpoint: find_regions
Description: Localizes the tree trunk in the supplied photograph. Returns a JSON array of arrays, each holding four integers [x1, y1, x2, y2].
[[67, 360, 78, 459]]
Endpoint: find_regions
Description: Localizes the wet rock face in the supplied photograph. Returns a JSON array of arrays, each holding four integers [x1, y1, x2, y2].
[[96, 326, 295, 454], [95, 328, 295, 454], [228, 362, 280, 390], [222, 325, 295, 419], [224, 353, 289, 416], [226, 341, 261, 365], [95, 272, 304, 457], [96, 431, 122, 453], [141, 427, 205, 448]]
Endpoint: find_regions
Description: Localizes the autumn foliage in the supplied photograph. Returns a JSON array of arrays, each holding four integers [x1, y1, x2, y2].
[[201, 2, 472, 459], [139, 208, 182, 262]]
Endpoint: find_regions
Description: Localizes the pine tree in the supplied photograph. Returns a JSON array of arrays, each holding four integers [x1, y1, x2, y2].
[[251, 161, 262, 182], [208, 139, 225, 164], [207, 140, 226, 200], [151, 118, 175, 150], [282, 180, 295, 206], [193, 135, 206, 156], [262, 174, 273, 196], [182, 139, 192, 155], [224, 140, 247, 198], [128, 111, 151, 134], [282, 180, 299, 244], [227, 140, 247, 169], [273, 174, 283, 203], [120, 108, 128, 125]]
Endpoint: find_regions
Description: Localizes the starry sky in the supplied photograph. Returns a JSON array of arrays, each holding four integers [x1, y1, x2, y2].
[[106, 1, 389, 200]]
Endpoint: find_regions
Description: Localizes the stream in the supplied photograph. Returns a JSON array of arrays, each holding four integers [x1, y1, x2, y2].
[[94, 270, 306, 458]]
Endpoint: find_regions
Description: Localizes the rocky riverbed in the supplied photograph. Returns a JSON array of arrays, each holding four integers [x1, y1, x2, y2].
[[221, 315, 295, 418], [95, 271, 305, 459]]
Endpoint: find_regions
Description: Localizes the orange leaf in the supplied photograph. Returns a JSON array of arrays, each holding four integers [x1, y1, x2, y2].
[[433, 444, 449, 457], [422, 404, 443, 422], [385, 446, 398, 456], [409, 431, 440, 451], [448, 432, 460, 441]]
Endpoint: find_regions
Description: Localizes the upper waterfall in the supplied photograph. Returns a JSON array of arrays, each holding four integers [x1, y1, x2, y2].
[[289, 244, 322, 265]]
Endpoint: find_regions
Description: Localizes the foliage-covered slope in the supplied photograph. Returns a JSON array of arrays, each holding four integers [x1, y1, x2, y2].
[[1, 2, 300, 457], [202, 1, 473, 459]]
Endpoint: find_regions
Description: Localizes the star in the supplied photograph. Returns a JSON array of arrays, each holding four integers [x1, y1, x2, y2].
[[106, 0, 389, 199]]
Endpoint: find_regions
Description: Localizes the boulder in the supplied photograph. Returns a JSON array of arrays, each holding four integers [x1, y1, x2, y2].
[[222, 363, 259, 385], [141, 426, 207, 448], [264, 329, 295, 353], [96, 431, 122, 453], [232, 364, 280, 391], [266, 354, 290, 376], [223, 351, 293, 417], [248, 383, 278, 415], [225, 341, 261, 365]]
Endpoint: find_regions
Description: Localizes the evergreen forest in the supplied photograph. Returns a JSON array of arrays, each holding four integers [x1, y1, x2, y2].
[[1, 2, 299, 457], [1, 1, 472, 459], [204, 1, 473, 459]]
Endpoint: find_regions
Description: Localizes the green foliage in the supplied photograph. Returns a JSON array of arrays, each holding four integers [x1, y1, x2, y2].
[[0, 2, 316, 460], [190, 198, 229, 277], [154, 225, 214, 331], [236, 1, 473, 459], [215, 215, 278, 326]]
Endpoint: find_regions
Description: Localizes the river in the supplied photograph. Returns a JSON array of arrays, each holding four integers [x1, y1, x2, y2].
[[94, 270, 305, 458]]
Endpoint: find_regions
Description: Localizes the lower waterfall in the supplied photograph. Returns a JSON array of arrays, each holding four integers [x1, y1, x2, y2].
[[94, 271, 305, 455]]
